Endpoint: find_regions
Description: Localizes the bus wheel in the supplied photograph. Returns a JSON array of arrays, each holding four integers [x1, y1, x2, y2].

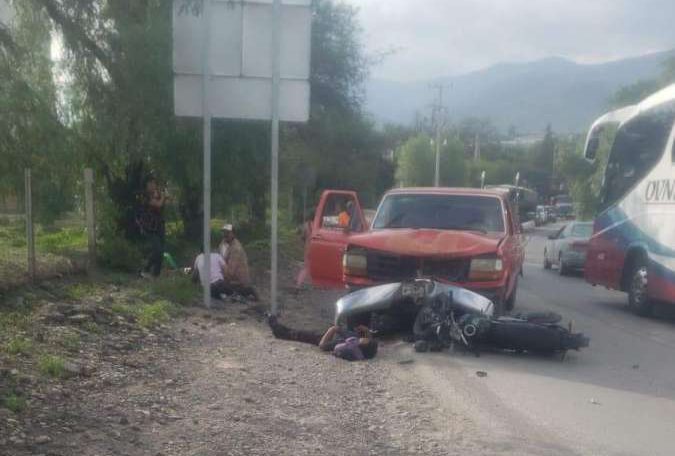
[[628, 260, 653, 317]]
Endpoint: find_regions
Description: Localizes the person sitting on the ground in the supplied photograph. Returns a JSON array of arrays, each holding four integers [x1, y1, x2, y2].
[[221, 224, 258, 300], [191, 250, 228, 299], [268, 316, 378, 361]]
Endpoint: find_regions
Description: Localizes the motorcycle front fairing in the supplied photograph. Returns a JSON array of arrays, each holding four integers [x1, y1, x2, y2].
[[334, 280, 495, 326]]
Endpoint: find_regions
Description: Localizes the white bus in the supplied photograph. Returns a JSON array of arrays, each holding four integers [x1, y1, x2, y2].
[[584, 84, 675, 316]]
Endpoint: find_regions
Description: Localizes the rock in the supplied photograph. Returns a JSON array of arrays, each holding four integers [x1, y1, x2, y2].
[[67, 314, 91, 324], [9, 436, 25, 445], [46, 312, 66, 323], [34, 435, 51, 444], [63, 361, 83, 378]]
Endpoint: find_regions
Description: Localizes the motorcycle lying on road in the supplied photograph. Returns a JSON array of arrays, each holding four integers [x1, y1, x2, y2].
[[334, 279, 590, 357]]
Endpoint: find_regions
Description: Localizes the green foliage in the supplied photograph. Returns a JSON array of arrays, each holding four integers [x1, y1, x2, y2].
[[38, 354, 66, 378], [81, 321, 100, 334], [37, 228, 87, 255], [65, 282, 98, 300], [147, 276, 198, 306], [60, 332, 81, 352], [555, 127, 616, 219], [5, 336, 33, 356], [395, 134, 466, 187], [0, 2, 76, 223], [98, 234, 144, 272], [110, 302, 134, 316], [0, 311, 33, 334], [3, 393, 26, 413], [136, 300, 179, 328]]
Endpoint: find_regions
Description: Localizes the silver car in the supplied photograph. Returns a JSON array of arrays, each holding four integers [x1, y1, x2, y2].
[[543, 222, 593, 275]]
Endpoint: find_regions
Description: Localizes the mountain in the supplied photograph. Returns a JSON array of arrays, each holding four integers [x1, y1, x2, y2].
[[365, 50, 675, 134]]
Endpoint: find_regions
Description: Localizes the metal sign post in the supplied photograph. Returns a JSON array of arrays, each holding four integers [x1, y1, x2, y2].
[[201, 0, 212, 309], [270, 0, 281, 315], [173, 0, 311, 312]]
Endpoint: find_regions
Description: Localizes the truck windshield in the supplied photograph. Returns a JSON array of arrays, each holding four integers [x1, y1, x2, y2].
[[372, 194, 505, 233]]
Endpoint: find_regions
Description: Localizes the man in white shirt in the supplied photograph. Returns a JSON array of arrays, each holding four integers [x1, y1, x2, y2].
[[191, 251, 227, 298]]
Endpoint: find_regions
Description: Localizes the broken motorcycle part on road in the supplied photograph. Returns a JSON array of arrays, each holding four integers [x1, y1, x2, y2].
[[334, 279, 589, 357]]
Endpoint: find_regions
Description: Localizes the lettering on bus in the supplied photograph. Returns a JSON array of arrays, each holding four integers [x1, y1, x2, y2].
[[645, 179, 675, 203]]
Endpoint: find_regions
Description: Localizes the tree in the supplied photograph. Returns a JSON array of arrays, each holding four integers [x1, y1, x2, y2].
[[395, 134, 466, 187], [0, 2, 74, 224]]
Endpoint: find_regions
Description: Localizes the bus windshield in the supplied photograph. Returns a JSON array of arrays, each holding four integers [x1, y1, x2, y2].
[[602, 101, 675, 210]]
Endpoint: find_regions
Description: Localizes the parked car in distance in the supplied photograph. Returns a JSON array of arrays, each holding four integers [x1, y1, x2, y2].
[[544, 222, 593, 275], [307, 187, 526, 316], [535, 205, 547, 226], [553, 194, 574, 219], [544, 205, 558, 223]]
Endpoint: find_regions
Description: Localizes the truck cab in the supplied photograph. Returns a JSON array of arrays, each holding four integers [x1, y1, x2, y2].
[[308, 187, 525, 315]]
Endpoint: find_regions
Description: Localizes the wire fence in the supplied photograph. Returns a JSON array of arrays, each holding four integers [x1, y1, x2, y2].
[[0, 169, 95, 292]]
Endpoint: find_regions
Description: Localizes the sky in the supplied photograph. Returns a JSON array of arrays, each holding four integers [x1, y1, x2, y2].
[[345, 0, 675, 82]]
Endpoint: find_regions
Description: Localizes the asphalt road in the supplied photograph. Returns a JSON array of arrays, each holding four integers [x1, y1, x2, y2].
[[399, 222, 675, 456]]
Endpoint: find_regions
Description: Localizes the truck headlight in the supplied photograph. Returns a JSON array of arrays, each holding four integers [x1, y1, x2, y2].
[[343, 249, 368, 276], [469, 257, 503, 281]]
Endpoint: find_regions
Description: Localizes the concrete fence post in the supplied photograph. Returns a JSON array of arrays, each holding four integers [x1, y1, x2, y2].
[[24, 168, 35, 281], [84, 168, 96, 273]]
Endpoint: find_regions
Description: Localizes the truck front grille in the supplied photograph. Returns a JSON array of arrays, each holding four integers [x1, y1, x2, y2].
[[366, 251, 469, 282]]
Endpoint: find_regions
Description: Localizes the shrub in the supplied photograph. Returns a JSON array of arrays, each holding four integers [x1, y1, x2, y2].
[[5, 336, 33, 356], [61, 333, 81, 352], [3, 393, 26, 413], [38, 355, 66, 378], [148, 276, 198, 306], [98, 235, 144, 272], [137, 300, 179, 328]]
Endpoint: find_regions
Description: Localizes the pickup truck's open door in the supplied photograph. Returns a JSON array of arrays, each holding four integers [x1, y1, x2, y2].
[[308, 190, 366, 288]]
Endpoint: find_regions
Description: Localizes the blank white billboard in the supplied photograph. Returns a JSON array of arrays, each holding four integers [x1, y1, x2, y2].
[[173, 0, 311, 122]]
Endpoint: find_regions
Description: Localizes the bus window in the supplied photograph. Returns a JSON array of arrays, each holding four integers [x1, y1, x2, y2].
[[601, 102, 675, 210]]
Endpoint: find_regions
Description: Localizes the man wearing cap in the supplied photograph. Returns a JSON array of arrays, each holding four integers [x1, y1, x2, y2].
[[221, 224, 258, 300]]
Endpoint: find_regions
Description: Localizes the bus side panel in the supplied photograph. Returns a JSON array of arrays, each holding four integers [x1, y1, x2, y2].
[[586, 209, 627, 290], [649, 253, 675, 302]]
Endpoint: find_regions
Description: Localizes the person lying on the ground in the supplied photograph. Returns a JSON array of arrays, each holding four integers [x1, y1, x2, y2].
[[267, 315, 378, 361], [221, 224, 258, 301]]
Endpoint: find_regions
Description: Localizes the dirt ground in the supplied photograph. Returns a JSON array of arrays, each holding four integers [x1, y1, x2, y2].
[[1, 252, 539, 456]]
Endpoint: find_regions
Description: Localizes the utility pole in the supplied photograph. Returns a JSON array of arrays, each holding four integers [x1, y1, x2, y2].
[[430, 83, 449, 187]]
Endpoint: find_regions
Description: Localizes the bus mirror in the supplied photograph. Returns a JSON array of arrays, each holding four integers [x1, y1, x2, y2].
[[585, 136, 599, 161]]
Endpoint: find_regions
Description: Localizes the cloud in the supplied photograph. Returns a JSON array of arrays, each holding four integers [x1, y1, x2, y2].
[[345, 0, 675, 81]]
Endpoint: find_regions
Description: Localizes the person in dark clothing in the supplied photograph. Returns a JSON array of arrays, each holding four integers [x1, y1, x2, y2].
[[268, 316, 378, 361], [138, 177, 166, 278]]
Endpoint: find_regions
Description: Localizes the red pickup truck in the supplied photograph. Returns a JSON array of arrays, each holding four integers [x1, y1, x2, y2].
[[307, 188, 526, 315]]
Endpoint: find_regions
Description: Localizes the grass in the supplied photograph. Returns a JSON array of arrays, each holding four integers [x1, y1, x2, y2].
[[0, 218, 86, 289], [147, 275, 199, 306], [4, 336, 33, 356], [137, 300, 179, 328], [82, 321, 101, 334], [111, 302, 135, 316], [38, 354, 66, 378], [37, 227, 87, 255], [3, 393, 26, 413], [60, 332, 81, 352], [0, 311, 33, 334], [65, 282, 98, 300]]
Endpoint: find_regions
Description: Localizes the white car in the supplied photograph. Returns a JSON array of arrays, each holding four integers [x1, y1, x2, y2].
[[544, 222, 593, 275]]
